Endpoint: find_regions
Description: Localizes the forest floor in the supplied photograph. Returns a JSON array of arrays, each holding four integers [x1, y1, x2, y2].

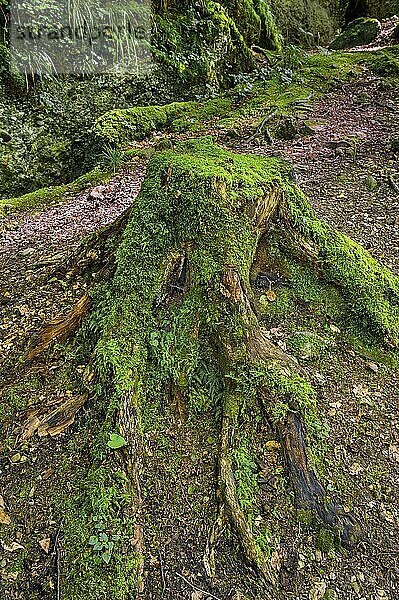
[[1, 60, 399, 600]]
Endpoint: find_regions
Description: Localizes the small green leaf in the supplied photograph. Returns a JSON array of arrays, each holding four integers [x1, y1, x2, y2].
[[99, 533, 109, 542], [95, 522, 105, 531], [188, 484, 196, 495], [88, 536, 98, 546], [102, 551, 111, 564], [107, 433, 127, 449], [93, 542, 103, 551]]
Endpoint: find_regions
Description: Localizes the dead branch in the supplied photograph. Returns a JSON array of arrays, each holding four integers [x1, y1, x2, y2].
[[245, 108, 279, 144]]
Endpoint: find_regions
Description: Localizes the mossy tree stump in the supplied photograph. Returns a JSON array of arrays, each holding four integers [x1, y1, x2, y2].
[[26, 139, 399, 599]]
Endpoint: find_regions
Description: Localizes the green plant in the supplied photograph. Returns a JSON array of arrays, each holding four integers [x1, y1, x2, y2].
[[88, 517, 121, 564], [107, 433, 127, 449], [101, 145, 124, 174]]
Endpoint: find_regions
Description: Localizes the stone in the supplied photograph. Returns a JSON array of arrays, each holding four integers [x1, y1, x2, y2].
[[329, 18, 382, 50]]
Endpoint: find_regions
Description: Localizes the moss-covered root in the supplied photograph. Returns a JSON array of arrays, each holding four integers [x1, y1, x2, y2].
[[219, 406, 276, 591]]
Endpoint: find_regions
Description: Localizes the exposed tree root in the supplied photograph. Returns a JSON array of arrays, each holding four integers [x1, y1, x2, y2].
[[18, 393, 88, 440], [118, 390, 145, 594], [26, 293, 91, 361], [277, 411, 361, 547], [219, 408, 277, 593]]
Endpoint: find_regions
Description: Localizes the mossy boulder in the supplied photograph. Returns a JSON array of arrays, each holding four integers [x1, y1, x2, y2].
[[329, 17, 381, 49]]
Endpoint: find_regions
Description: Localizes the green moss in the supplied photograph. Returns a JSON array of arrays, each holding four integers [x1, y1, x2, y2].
[[286, 332, 331, 360], [365, 45, 399, 76], [329, 17, 381, 50], [95, 49, 364, 150], [286, 187, 399, 344], [233, 443, 258, 511], [0, 167, 110, 216], [316, 527, 337, 554], [296, 509, 313, 527]]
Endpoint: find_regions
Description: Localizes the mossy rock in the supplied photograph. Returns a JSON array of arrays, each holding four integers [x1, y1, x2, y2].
[[329, 17, 381, 50]]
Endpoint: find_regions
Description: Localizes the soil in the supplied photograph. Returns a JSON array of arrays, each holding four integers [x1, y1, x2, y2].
[[1, 57, 399, 600]]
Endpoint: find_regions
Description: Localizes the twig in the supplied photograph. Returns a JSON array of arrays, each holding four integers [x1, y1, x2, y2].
[[264, 127, 274, 146], [292, 93, 312, 105], [57, 540, 61, 600], [175, 572, 222, 600], [51, 519, 63, 562], [159, 551, 166, 597], [373, 101, 397, 112]]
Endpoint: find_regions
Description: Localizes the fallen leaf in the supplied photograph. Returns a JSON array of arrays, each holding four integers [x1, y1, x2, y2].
[[0, 508, 11, 525], [266, 290, 277, 302], [329, 324, 341, 333], [3, 542, 24, 552], [367, 362, 379, 373], [107, 433, 127, 449], [380, 505, 396, 524], [265, 440, 281, 451], [309, 579, 327, 600], [0, 570, 18, 581], [39, 538, 51, 553], [353, 384, 369, 397]]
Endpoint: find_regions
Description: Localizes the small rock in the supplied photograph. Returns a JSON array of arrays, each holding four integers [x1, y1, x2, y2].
[[10, 453, 21, 463], [89, 186, 105, 201]]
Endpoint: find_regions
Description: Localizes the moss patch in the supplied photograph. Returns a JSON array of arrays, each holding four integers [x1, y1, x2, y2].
[[0, 167, 110, 217]]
